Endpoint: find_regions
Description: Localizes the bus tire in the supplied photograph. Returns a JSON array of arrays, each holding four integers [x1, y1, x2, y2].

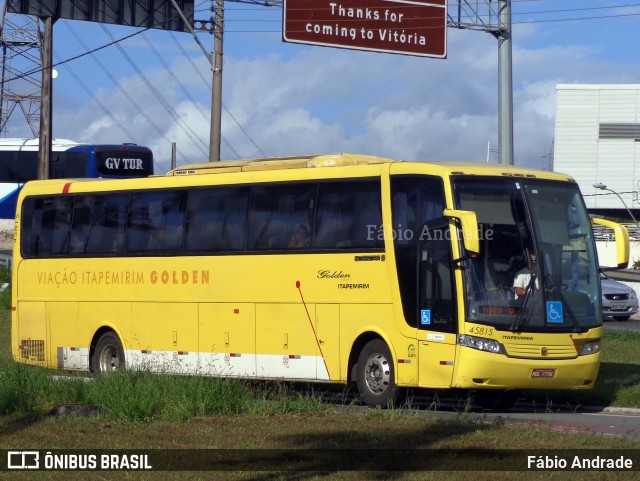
[[91, 332, 125, 373], [356, 339, 400, 408]]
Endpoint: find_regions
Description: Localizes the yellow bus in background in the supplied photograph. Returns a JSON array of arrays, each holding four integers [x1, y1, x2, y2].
[[11, 154, 629, 409]]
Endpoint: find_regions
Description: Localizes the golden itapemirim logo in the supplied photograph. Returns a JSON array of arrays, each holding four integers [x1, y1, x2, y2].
[[36, 270, 210, 287]]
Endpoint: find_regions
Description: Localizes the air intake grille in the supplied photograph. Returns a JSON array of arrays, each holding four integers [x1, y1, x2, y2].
[[20, 339, 45, 361]]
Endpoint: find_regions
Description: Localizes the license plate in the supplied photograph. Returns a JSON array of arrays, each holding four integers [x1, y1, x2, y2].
[[531, 368, 555, 378], [608, 301, 627, 310]]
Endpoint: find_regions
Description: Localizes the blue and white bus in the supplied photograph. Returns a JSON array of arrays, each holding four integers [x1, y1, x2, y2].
[[0, 138, 154, 218]]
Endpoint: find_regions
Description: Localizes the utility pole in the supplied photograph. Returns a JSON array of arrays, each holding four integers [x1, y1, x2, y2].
[[448, 0, 514, 165], [209, 0, 224, 162], [497, 0, 513, 165], [37, 16, 53, 180], [192, 0, 224, 162]]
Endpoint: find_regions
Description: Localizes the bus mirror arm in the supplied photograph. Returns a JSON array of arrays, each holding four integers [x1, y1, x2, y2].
[[443, 209, 480, 258], [591, 218, 630, 270]]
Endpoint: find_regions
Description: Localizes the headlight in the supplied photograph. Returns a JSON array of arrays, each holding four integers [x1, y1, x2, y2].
[[630, 291, 637, 300], [580, 340, 602, 356], [457, 334, 503, 354]]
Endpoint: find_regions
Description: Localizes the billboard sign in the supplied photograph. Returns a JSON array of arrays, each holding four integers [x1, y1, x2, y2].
[[283, 0, 447, 58], [6, 0, 194, 32]]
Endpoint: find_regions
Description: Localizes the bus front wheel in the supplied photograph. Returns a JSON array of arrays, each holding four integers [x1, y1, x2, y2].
[[356, 339, 400, 408], [91, 332, 125, 373]]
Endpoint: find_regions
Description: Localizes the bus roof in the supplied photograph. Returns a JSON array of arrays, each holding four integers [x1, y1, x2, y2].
[[166, 154, 396, 175], [167, 153, 575, 182], [0, 138, 80, 149]]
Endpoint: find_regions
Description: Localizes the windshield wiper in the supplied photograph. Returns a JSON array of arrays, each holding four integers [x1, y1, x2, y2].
[[509, 272, 537, 332], [543, 274, 586, 333]]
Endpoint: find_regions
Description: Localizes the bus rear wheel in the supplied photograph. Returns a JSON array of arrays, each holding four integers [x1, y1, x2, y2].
[[356, 339, 400, 408], [91, 332, 125, 373]]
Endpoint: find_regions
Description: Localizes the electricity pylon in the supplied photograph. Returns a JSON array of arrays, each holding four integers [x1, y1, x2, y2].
[[0, 2, 43, 136]]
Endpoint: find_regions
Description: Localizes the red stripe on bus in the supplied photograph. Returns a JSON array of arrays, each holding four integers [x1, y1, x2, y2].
[[62, 182, 72, 194]]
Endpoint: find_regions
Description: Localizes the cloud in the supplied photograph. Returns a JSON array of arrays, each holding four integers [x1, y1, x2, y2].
[[40, 17, 640, 174]]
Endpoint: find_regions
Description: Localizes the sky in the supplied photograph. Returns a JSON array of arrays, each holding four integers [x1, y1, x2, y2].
[[4, 0, 640, 174]]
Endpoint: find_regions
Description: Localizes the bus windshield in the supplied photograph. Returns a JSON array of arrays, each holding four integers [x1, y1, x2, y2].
[[453, 178, 601, 332]]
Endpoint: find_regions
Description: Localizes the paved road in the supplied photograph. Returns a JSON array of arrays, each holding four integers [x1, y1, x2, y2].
[[417, 405, 640, 439], [328, 396, 640, 439], [604, 313, 640, 332]]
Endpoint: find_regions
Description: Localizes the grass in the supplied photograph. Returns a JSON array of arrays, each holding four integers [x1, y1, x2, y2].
[[0, 410, 638, 480], [2, 303, 640, 479], [0, 362, 331, 421], [4, 307, 640, 417]]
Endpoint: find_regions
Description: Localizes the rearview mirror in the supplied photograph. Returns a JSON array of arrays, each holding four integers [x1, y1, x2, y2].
[[592, 217, 629, 269], [443, 209, 480, 256]]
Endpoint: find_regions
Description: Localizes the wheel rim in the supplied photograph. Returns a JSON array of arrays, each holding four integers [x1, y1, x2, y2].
[[98, 344, 120, 372], [363, 352, 390, 395]]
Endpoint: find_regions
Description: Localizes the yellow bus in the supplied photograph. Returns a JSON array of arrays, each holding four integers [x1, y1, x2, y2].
[[11, 154, 629, 409]]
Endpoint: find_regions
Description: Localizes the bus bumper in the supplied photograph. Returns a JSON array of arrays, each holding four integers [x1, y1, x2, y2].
[[452, 348, 600, 390]]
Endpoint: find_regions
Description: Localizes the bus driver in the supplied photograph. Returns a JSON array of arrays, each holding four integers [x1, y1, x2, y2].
[[513, 252, 539, 300]]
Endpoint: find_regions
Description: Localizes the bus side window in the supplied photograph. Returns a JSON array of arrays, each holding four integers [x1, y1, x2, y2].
[[21, 198, 41, 257], [38, 197, 73, 256], [391, 175, 446, 328], [185, 187, 249, 252], [315, 180, 383, 250], [69, 196, 93, 254], [126, 190, 188, 253], [15, 151, 38, 182], [126, 197, 153, 253], [0, 151, 18, 182], [70, 194, 128, 255], [157, 192, 188, 250], [248, 183, 317, 251], [420, 235, 456, 332], [50, 152, 88, 178]]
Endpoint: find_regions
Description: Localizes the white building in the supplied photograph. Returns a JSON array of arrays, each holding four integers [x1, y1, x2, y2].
[[555, 84, 640, 269], [554, 84, 640, 217]]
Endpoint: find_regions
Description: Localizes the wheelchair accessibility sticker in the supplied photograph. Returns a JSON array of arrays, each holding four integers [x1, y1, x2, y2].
[[421, 310, 431, 325], [546, 301, 563, 323]]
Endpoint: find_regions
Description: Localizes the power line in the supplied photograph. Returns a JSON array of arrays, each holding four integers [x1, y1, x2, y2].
[[190, 1, 640, 33], [2, 25, 151, 84], [143, 32, 247, 160], [62, 22, 188, 171], [54, 52, 137, 145], [168, 33, 266, 157], [100, 25, 210, 159]]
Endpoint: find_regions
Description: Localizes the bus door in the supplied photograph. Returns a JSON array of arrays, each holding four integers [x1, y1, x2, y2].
[[417, 224, 457, 388]]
